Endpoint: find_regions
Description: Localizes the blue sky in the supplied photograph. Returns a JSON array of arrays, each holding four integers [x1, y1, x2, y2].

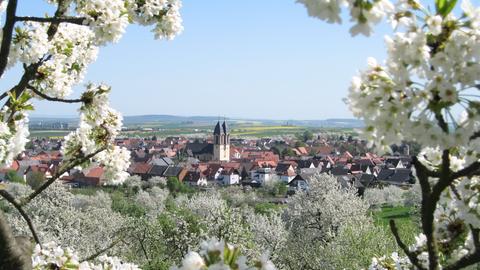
[[2, 1, 391, 120]]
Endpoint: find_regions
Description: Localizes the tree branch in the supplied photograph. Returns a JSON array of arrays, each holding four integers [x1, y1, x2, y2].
[[451, 161, 480, 179], [27, 85, 84, 103], [470, 130, 480, 141], [431, 150, 452, 200], [0, 0, 18, 79], [434, 108, 449, 134], [425, 149, 451, 270], [412, 156, 441, 179], [15, 16, 85, 25], [0, 190, 41, 245], [389, 220, 427, 270], [81, 237, 122, 262], [22, 147, 106, 205], [0, 211, 31, 270], [413, 155, 440, 270], [412, 156, 432, 194]]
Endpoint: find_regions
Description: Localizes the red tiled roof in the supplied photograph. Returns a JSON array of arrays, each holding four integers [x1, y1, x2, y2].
[[315, 145, 333, 155], [297, 147, 309, 155], [344, 151, 353, 159], [197, 164, 208, 173], [222, 162, 241, 170], [0, 160, 20, 173], [132, 163, 152, 174], [85, 167, 104, 178], [29, 164, 49, 173]]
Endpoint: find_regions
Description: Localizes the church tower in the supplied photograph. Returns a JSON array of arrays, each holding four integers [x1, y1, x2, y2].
[[213, 120, 230, 161]]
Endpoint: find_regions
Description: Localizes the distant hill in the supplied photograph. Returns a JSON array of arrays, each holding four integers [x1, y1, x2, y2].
[[122, 115, 222, 124]]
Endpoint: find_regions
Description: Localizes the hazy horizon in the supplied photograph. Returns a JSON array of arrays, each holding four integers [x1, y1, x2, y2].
[[29, 113, 362, 122]]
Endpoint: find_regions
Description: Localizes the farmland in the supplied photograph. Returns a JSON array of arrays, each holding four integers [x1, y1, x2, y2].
[[28, 115, 360, 139]]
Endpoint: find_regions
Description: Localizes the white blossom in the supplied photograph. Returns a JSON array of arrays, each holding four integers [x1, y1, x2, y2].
[[7, 183, 128, 257], [426, 15, 443, 35], [0, 110, 30, 168], [297, 0, 394, 36], [32, 242, 140, 270], [173, 239, 276, 270], [178, 251, 205, 270], [75, 0, 129, 44]]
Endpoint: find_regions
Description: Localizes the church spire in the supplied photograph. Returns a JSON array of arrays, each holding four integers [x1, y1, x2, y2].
[[214, 121, 221, 135], [222, 120, 228, 134]]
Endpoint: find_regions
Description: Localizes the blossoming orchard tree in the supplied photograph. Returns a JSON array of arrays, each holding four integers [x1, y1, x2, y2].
[[0, 0, 184, 269], [298, 0, 480, 269]]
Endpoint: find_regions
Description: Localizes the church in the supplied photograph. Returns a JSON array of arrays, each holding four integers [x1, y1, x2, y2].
[[185, 121, 230, 162]]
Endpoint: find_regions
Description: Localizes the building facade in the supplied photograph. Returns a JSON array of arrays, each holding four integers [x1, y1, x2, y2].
[[213, 121, 230, 161]]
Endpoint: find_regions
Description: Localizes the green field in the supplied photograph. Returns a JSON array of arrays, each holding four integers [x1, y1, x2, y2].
[[28, 122, 355, 139], [231, 125, 306, 137], [29, 130, 70, 138], [372, 205, 420, 245]]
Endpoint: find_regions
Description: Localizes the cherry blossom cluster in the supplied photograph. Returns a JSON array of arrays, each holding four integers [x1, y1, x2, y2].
[[127, 0, 184, 40], [0, 105, 30, 168], [368, 252, 413, 270], [369, 234, 431, 269], [298, 0, 480, 267], [74, 0, 129, 44], [31, 24, 99, 98], [32, 242, 140, 270], [61, 84, 130, 184], [172, 238, 276, 270], [179, 192, 256, 254], [281, 174, 371, 269], [347, 1, 480, 154], [299, 0, 480, 154], [0, 0, 183, 184], [6, 183, 128, 258], [9, 22, 49, 66], [296, 0, 394, 36], [75, 0, 183, 44]]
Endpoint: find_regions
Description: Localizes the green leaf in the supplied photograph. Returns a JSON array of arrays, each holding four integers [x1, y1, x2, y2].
[[18, 92, 32, 103], [7, 91, 16, 101], [23, 104, 34, 111], [443, 0, 458, 16], [436, 0, 458, 17], [435, 0, 446, 13]]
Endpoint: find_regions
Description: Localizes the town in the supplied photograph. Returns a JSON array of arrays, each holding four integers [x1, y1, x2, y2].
[[2, 0, 478, 268], [1, 120, 416, 196]]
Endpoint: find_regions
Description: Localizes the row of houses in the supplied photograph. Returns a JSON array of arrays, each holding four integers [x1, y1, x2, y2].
[[1, 126, 415, 193]]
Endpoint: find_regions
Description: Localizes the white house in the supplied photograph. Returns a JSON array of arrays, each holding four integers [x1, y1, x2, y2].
[[220, 168, 240, 185], [251, 167, 276, 186]]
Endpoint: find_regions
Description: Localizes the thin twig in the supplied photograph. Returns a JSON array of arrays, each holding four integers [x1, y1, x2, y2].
[[451, 161, 480, 179], [22, 147, 106, 205], [81, 238, 122, 262], [470, 130, 480, 141], [0, 0, 18, 78], [15, 16, 85, 25], [389, 220, 426, 270], [27, 85, 84, 103], [0, 190, 41, 245]]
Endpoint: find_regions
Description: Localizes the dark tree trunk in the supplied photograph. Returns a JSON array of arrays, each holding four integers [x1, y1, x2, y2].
[[0, 211, 31, 270]]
